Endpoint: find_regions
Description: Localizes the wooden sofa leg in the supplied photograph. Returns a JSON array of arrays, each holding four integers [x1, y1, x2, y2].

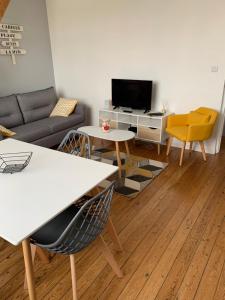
[[179, 142, 186, 166], [166, 137, 173, 156], [199, 141, 206, 161]]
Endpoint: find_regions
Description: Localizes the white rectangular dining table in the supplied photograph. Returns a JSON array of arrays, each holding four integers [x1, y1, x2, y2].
[[0, 138, 118, 300]]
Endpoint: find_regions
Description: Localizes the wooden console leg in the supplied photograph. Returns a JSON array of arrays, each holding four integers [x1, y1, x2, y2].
[[115, 141, 122, 178], [157, 143, 160, 155], [199, 141, 206, 161], [166, 137, 173, 156]]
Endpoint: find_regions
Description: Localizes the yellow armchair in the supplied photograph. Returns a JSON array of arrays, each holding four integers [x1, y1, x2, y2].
[[166, 107, 218, 166]]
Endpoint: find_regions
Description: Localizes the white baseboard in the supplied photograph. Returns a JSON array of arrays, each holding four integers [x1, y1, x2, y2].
[[170, 139, 215, 155]]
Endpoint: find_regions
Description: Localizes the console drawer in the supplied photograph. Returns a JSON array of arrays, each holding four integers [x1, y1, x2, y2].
[[137, 126, 160, 142], [138, 116, 161, 128]]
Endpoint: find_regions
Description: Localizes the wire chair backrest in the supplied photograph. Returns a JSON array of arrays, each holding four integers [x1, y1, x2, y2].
[[34, 182, 115, 255], [57, 130, 91, 159]]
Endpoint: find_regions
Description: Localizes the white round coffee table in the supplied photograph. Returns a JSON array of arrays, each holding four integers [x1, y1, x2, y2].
[[78, 126, 135, 177]]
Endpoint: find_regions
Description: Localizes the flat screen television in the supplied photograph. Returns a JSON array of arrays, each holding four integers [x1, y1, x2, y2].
[[112, 79, 152, 112]]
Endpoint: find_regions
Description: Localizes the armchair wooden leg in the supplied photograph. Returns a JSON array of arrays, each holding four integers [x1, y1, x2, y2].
[[96, 235, 123, 278], [179, 142, 186, 167], [189, 142, 193, 154], [199, 141, 207, 161], [106, 217, 123, 252], [166, 137, 173, 156], [70, 254, 78, 300]]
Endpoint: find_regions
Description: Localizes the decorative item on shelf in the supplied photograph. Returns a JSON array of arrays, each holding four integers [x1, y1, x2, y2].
[[101, 119, 111, 133], [161, 102, 168, 114], [0, 152, 32, 174], [104, 99, 112, 109]]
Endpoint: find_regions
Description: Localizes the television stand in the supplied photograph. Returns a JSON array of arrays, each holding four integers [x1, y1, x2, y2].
[[123, 109, 133, 113], [99, 107, 172, 155]]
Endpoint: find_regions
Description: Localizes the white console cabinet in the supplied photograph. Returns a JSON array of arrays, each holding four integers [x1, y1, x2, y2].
[[99, 107, 171, 154]]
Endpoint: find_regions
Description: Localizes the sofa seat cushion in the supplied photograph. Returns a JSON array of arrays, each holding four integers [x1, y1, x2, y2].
[[12, 122, 52, 143], [0, 94, 24, 128], [11, 113, 84, 143], [30, 114, 84, 134], [17, 87, 57, 123]]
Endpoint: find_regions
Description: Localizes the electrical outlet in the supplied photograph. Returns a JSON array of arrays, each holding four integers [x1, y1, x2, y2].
[[211, 66, 219, 72]]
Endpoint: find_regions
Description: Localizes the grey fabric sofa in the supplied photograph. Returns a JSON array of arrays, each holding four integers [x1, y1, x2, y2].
[[0, 87, 86, 147]]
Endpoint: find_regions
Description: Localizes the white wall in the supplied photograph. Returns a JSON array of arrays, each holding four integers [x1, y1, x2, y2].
[[46, 0, 225, 153], [0, 0, 55, 96]]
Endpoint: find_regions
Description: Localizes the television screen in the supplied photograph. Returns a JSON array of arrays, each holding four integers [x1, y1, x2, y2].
[[112, 79, 152, 111]]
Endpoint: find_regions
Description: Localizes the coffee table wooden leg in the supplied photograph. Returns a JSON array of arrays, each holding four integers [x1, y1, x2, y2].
[[115, 141, 122, 178], [124, 141, 130, 157], [90, 137, 94, 154], [22, 239, 36, 300]]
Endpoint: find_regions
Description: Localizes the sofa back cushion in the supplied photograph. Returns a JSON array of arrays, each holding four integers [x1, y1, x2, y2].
[[0, 94, 24, 128], [17, 87, 57, 123]]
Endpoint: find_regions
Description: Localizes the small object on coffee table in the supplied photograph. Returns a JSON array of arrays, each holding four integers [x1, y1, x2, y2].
[[0, 152, 32, 174], [101, 120, 111, 133]]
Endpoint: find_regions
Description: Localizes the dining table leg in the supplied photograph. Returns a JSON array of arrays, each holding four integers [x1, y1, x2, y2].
[[22, 239, 37, 300], [115, 141, 122, 178]]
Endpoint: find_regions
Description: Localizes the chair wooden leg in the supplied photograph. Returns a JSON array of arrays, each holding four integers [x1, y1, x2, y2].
[[106, 217, 123, 252], [179, 142, 186, 166], [70, 254, 77, 300], [96, 235, 123, 278], [199, 141, 207, 161], [166, 136, 173, 156]]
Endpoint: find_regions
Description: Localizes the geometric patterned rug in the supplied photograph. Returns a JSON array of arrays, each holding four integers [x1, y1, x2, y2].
[[91, 148, 168, 198]]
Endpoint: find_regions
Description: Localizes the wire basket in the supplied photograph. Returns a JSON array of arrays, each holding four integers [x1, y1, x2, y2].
[[0, 152, 33, 174]]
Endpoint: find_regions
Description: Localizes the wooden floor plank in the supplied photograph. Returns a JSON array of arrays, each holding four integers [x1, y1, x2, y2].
[[0, 142, 224, 300], [98, 159, 215, 300], [194, 218, 225, 300], [213, 259, 225, 300], [119, 159, 222, 300], [176, 177, 225, 300], [155, 172, 225, 300]]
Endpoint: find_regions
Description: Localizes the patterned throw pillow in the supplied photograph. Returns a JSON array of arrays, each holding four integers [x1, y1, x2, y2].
[[50, 98, 78, 117], [0, 125, 16, 137]]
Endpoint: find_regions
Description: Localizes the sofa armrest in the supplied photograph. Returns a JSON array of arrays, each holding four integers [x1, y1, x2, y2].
[[167, 114, 189, 128], [73, 103, 85, 116]]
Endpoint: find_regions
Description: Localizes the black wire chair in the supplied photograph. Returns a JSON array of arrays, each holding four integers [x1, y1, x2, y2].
[[57, 129, 91, 159], [31, 182, 123, 300]]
